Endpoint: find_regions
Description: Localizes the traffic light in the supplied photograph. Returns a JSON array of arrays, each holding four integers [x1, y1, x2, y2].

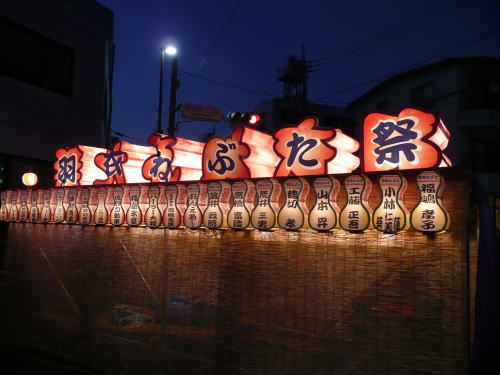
[[226, 112, 262, 127]]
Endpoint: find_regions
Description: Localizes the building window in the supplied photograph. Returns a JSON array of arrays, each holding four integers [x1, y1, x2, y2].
[[411, 81, 435, 108], [0, 17, 74, 96], [470, 137, 500, 173]]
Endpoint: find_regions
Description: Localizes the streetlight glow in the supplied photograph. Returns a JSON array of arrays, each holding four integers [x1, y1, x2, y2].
[[164, 46, 177, 56]]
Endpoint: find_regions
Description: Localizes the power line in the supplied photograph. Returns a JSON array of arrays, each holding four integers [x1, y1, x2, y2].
[[177, 0, 245, 102], [180, 70, 279, 97], [308, 0, 464, 68], [314, 26, 500, 102]]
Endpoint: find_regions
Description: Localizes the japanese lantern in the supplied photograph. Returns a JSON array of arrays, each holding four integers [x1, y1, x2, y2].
[[22, 172, 38, 187]]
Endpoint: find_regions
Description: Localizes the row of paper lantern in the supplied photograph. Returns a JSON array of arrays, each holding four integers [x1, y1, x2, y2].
[[0, 171, 449, 234]]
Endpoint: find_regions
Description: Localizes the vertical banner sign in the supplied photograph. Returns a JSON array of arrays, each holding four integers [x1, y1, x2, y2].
[[79, 187, 91, 225], [362, 108, 451, 172], [184, 183, 203, 229], [145, 185, 161, 228], [19, 190, 29, 222], [41, 190, 52, 223], [126, 186, 142, 226], [53, 188, 66, 223], [0, 191, 7, 221], [278, 178, 310, 231], [339, 175, 372, 232], [94, 187, 108, 225], [227, 181, 254, 230], [111, 187, 125, 226], [373, 175, 409, 233], [66, 188, 78, 224], [201, 127, 251, 180], [9, 191, 18, 222], [164, 185, 181, 229], [176, 184, 187, 223], [203, 182, 231, 229], [251, 179, 281, 230], [29, 190, 39, 223], [410, 171, 450, 233], [309, 176, 340, 231]]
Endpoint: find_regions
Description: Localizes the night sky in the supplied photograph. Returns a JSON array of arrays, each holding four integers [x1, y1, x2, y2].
[[98, 0, 500, 144]]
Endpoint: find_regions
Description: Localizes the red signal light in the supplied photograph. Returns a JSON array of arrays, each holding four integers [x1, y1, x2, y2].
[[249, 114, 261, 125]]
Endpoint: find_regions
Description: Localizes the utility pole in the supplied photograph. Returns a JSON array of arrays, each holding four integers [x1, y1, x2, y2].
[[156, 49, 164, 134], [168, 57, 179, 137], [301, 43, 308, 114]]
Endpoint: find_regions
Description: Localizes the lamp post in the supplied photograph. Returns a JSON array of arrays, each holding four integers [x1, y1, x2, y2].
[[156, 45, 178, 135]]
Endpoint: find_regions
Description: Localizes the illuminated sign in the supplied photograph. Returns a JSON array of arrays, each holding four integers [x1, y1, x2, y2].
[[203, 182, 231, 229], [19, 190, 29, 222], [278, 178, 310, 230], [79, 187, 91, 225], [184, 183, 203, 229], [94, 187, 108, 225], [9, 191, 18, 222], [126, 186, 142, 226], [227, 180, 255, 230], [410, 171, 449, 233], [29, 190, 38, 223], [309, 176, 340, 231], [53, 188, 66, 223], [54, 146, 84, 186], [251, 179, 281, 230], [202, 127, 251, 180], [0, 191, 8, 221], [41, 190, 52, 223], [339, 175, 372, 232], [362, 108, 451, 172], [111, 187, 125, 226], [65, 188, 77, 224], [145, 185, 161, 228], [373, 175, 409, 233], [142, 135, 181, 183], [164, 185, 182, 229]]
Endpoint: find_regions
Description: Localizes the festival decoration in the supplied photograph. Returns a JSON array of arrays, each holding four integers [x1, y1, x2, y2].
[[94, 187, 108, 225], [126, 185, 142, 226], [94, 142, 129, 185], [202, 127, 251, 180], [145, 185, 162, 228], [227, 180, 255, 230], [142, 135, 181, 183], [0, 191, 8, 221], [240, 128, 280, 178], [79, 187, 91, 225], [41, 190, 52, 223], [203, 181, 231, 229], [54, 146, 84, 186], [362, 108, 451, 172], [277, 178, 310, 231], [29, 190, 38, 223], [164, 185, 182, 229], [184, 183, 203, 229], [373, 175, 409, 233], [111, 187, 125, 226], [339, 175, 372, 232], [9, 191, 18, 222], [53, 188, 66, 223], [251, 179, 282, 230], [410, 171, 450, 233], [66, 188, 78, 224], [22, 172, 38, 187], [18, 190, 28, 222], [308, 176, 340, 231]]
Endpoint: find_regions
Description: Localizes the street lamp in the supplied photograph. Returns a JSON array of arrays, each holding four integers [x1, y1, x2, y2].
[[156, 45, 178, 135]]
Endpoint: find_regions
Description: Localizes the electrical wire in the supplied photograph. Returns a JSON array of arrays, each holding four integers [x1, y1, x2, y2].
[[313, 26, 500, 101]]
